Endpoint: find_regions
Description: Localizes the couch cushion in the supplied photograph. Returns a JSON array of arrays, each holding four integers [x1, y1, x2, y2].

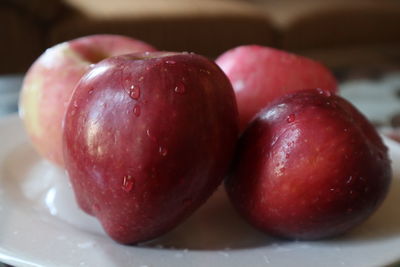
[[49, 0, 277, 57], [260, 0, 400, 50]]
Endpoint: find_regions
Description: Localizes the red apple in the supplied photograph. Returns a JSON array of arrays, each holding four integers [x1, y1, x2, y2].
[[216, 45, 338, 131], [63, 52, 239, 244], [19, 34, 156, 167], [226, 89, 391, 240]]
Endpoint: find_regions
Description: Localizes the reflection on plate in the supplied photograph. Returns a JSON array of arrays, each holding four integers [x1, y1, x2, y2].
[[0, 115, 400, 267]]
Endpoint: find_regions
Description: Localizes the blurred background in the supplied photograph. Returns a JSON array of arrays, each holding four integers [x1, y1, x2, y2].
[[0, 0, 400, 121], [2, 0, 400, 71], [2, 0, 400, 72], [0, 1, 400, 266]]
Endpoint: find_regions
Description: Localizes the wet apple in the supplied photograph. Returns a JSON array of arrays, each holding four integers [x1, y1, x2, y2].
[[63, 52, 239, 244], [226, 89, 391, 240]]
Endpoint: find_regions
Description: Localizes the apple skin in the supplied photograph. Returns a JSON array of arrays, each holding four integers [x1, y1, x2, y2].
[[225, 89, 391, 240], [63, 52, 239, 244], [216, 45, 337, 132], [19, 34, 156, 167]]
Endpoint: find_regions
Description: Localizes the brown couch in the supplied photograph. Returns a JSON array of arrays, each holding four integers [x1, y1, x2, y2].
[[2, 0, 400, 73]]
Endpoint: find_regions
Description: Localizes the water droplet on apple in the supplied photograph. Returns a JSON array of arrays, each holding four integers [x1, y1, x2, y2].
[[174, 81, 186, 94], [73, 100, 78, 107], [286, 114, 296, 123], [122, 175, 134, 192], [199, 69, 211, 75], [129, 85, 140, 99], [146, 129, 157, 142], [159, 146, 168, 156], [316, 88, 332, 97], [166, 60, 176, 64], [139, 76, 144, 81], [133, 105, 141, 117], [326, 100, 337, 108]]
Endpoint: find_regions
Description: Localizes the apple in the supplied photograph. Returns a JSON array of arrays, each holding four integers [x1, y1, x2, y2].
[[216, 45, 338, 131], [62, 52, 239, 244], [226, 89, 391, 240], [19, 34, 156, 167]]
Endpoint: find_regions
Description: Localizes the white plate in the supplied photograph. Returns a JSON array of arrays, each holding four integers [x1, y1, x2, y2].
[[1, 115, 400, 267]]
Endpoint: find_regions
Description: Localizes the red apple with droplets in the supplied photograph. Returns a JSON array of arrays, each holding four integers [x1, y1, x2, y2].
[[226, 89, 391, 240], [216, 45, 337, 131], [19, 34, 156, 167], [63, 52, 239, 244]]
